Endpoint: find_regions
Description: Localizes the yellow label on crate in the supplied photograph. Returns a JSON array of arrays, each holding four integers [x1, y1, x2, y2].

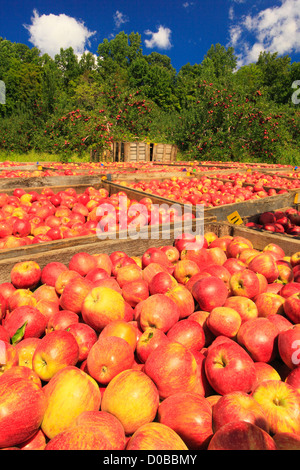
[[38, 165, 42, 170], [227, 211, 243, 225], [294, 193, 299, 204]]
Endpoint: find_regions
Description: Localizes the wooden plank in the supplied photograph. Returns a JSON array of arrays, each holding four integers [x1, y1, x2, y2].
[[0, 217, 217, 283], [0, 174, 104, 190]]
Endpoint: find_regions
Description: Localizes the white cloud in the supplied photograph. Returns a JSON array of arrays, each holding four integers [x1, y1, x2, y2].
[[144, 26, 172, 49], [183, 2, 195, 7], [24, 9, 96, 58], [113, 10, 129, 29], [228, 0, 300, 66]]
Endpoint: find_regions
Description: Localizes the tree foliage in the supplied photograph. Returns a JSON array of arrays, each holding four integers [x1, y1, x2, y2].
[[0, 34, 299, 164]]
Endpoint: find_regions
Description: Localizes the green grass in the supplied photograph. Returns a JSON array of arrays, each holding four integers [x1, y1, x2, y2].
[[0, 150, 92, 164]]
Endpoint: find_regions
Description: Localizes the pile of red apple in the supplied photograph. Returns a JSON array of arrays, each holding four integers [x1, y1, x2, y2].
[[245, 208, 300, 237], [219, 171, 300, 191], [0, 187, 191, 250], [0, 231, 300, 450], [117, 175, 287, 207]]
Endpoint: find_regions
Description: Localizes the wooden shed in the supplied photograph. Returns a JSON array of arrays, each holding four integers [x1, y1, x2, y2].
[[111, 141, 178, 163]]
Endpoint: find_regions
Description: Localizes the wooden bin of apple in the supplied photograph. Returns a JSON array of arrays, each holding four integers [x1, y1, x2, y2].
[[1, 229, 300, 451], [0, 182, 210, 258], [242, 207, 300, 238], [107, 177, 300, 224]]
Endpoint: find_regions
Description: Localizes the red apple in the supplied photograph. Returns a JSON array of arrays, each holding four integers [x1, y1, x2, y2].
[[3, 306, 47, 341], [136, 327, 170, 363], [14, 337, 41, 368], [278, 326, 300, 370], [87, 336, 135, 384], [237, 317, 279, 363], [204, 339, 256, 395], [0, 376, 47, 448], [283, 293, 300, 323], [174, 232, 197, 252], [285, 366, 300, 395], [223, 296, 258, 323], [207, 306, 242, 339], [160, 245, 180, 264], [273, 431, 300, 450], [223, 258, 247, 275], [33, 285, 59, 305], [248, 252, 279, 283], [157, 392, 213, 450], [66, 322, 98, 362], [19, 429, 47, 450], [173, 259, 201, 284], [126, 422, 188, 450], [136, 294, 179, 333], [0, 340, 19, 375], [32, 330, 79, 381], [142, 262, 169, 284], [116, 264, 143, 288], [148, 271, 177, 295], [40, 262, 68, 287], [46, 310, 79, 333], [267, 313, 293, 332], [101, 369, 160, 435], [99, 319, 138, 350], [81, 286, 126, 332], [75, 410, 126, 450], [207, 421, 277, 450], [254, 292, 285, 317], [85, 267, 109, 283], [251, 362, 281, 391], [143, 341, 199, 399], [229, 268, 260, 299], [280, 282, 300, 298], [252, 380, 300, 435], [92, 253, 112, 275], [54, 269, 82, 296], [201, 264, 231, 289], [0, 364, 41, 388], [42, 365, 101, 440], [0, 325, 10, 343], [59, 276, 94, 314], [212, 390, 270, 433], [263, 243, 285, 260], [166, 319, 205, 352], [10, 261, 41, 290], [12, 218, 31, 238], [142, 247, 170, 269], [122, 279, 149, 308], [68, 252, 97, 276], [44, 424, 111, 450], [191, 276, 229, 312], [165, 284, 195, 319]]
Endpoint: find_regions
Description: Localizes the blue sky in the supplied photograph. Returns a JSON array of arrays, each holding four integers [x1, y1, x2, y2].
[[0, 0, 300, 71]]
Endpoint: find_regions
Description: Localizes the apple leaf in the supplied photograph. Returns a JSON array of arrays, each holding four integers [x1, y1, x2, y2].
[[11, 321, 28, 345]]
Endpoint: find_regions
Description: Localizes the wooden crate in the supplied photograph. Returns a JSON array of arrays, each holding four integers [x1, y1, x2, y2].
[[105, 180, 300, 222], [0, 181, 213, 280], [112, 142, 177, 163], [1, 218, 300, 284], [225, 205, 300, 255], [0, 174, 105, 190], [0, 216, 215, 283]]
